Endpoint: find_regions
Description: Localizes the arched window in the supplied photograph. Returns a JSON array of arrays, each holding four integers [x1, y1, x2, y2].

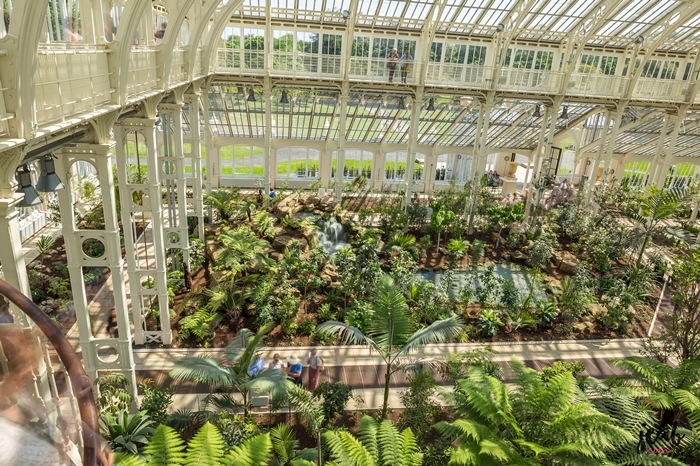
[[220, 144, 265, 177], [435, 153, 471, 183], [384, 151, 406, 180], [332, 149, 373, 179], [276, 147, 320, 179]]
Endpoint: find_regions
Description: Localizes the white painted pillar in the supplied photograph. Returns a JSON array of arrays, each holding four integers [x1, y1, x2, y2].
[[264, 87, 273, 196], [404, 90, 423, 206], [201, 83, 218, 197], [656, 117, 682, 190], [158, 103, 191, 269], [468, 102, 493, 233], [585, 111, 611, 204], [55, 145, 137, 395], [114, 120, 172, 345], [601, 113, 622, 185], [0, 195, 32, 310], [184, 94, 205, 241], [335, 90, 349, 202], [319, 149, 331, 191]]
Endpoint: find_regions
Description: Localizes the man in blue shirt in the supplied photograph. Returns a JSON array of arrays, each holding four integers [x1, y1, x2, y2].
[[287, 354, 303, 386], [247, 353, 265, 377]]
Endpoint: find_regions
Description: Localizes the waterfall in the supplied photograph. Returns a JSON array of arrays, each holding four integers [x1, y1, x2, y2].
[[317, 217, 349, 255]]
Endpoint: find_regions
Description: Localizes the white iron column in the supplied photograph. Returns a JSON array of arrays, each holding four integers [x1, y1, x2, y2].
[[335, 89, 349, 202], [656, 116, 682, 190], [201, 82, 219, 196], [468, 102, 493, 234], [158, 103, 190, 269], [184, 94, 205, 241], [319, 149, 331, 192], [648, 114, 671, 188], [585, 111, 611, 204], [55, 145, 137, 394], [404, 90, 424, 208], [264, 86, 273, 196], [0, 195, 32, 308], [114, 120, 172, 345], [601, 113, 622, 185]]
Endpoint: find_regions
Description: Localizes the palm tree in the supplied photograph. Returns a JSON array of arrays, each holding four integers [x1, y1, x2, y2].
[[317, 275, 465, 419], [269, 424, 317, 466], [323, 415, 422, 466], [435, 358, 633, 465], [115, 422, 274, 466], [608, 357, 700, 435], [36, 234, 55, 267], [621, 186, 686, 266], [169, 323, 288, 416], [386, 232, 418, 258]]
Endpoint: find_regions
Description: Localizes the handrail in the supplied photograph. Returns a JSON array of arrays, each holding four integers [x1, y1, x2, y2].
[[0, 278, 99, 466]]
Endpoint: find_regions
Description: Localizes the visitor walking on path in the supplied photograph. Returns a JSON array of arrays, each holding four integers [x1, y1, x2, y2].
[[287, 354, 303, 386], [269, 353, 284, 370], [307, 349, 324, 392]]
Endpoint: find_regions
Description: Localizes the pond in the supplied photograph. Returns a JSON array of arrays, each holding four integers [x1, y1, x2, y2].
[[417, 263, 546, 301]]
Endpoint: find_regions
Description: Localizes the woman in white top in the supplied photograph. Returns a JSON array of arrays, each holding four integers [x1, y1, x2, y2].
[[307, 349, 324, 392], [269, 353, 284, 370]]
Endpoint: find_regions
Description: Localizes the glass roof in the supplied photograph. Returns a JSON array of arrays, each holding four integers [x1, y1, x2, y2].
[[228, 0, 700, 52]]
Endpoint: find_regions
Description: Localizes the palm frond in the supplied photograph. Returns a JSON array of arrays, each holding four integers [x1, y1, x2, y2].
[[169, 356, 234, 389], [400, 314, 465, 356], [368, 276, 414, 348], [316, 321, 379, 352], [270, 424, 298, 464], [242, 368, 290, 399]]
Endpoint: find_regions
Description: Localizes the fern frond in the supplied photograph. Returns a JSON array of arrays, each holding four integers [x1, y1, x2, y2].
[[184, 422, 224, 466], [222, 432, 273, 466], [143, 424, 186, 466], [357, 415, 379, 462]]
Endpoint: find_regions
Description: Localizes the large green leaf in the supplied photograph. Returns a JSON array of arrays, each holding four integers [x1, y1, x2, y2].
[[222, 432, 273, 466], [143, 424, 186, 466], [184, 422, 225, 466]]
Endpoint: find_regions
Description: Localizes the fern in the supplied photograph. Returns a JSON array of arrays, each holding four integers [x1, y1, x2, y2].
[[179, 308, 219, 342], [184, 422, 225, 466], [114, 452, 147, 466], [254, 211, 275, 238], [222, 432, 273, 466], [143, 424, 186, 466]]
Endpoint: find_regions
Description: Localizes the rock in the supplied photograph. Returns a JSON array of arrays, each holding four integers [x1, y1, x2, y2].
[[272, 235, 308, 252], [323, 263, 339, 279], [314, 209, 324, 216], [510, 250, 527, 264], [52, 261, 66, 267], [49, 249, 59, 255], [320, 273, 333, 284], [491, 232, 505, 244], [270, 251, 285, 262], [306, 195, 321, 206], [589, 303, 607, 317], [545, 278, 563, 295], [560, 258, 579, 274], [573, 323, 587, 333]]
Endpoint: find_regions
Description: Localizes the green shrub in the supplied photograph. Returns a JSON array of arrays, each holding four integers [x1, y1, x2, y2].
[[138, 378, 174, 425], [317, 302, 336, 321], [533, 300, 558, 328], [528, 239, 554, 269], [298, 315, 316, 336], [477, 308, 503, 337], [314, 381, 355, 423], [83, 267, 104, 286], [399, 369, 440, 443], [471, 239, 485, 264]]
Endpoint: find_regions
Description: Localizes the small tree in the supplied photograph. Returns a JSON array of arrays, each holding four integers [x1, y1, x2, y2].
[[485, 203, 524, 249], [668, 248, 700, 360]]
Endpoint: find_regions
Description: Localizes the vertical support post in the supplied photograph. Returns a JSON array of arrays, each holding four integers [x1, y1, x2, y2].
[[202, 81, 218, 199], [264, 83, 273, 197], [55, 145, 137, 395], [656, 116, 682, 190], [335, 87, 349, 202], [184, 93, 205, 241], [647, 114, 671, 187], [158, 103, 190, 269], [584, 111, 611, 204], [467, 102, 492, 234], [114, 120, 172, 345], [319, 149, 331, 191], [404, 90, 423, 209]]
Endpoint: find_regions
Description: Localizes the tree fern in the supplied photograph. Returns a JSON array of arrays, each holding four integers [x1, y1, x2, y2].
[[143, 424, 186, 466], [324, 430, 376, 466], [356, 415, 379, 462], [222, 432, 272, 466], [184, 422, 224, 466], [115, 452, 147, 466]]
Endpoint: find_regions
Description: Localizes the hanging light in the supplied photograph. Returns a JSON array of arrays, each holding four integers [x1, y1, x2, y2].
[[247, 88, 256, 102], [532, 105, 541, 118], [559, 105, 568, 120], [280, 90, 289, 104], [398, 97, 405, 110], [16, 165, 41, 207], [427, 98, 435, 111], [36, 155, 64, 192], [636, 35, 644, 44], [496, 23, 505, 32]]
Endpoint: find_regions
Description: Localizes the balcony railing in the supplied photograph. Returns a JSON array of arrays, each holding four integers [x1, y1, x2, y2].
[[126, 47, 158, 98], [499, 68, 562, 93], [271, 51, 343, 78], [216, 49, 266, 73], [633, 77, 693, 102], [425, 63, 492, 88], [348, 57, 419, 84], [566, 73, 629, 98], [34, 46, 112, 126]]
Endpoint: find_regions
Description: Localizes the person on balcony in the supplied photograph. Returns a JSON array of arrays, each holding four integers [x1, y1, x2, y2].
[[154, 22, 167, 44], [400, 49, 413, 83], [387, 48, 399, 83]]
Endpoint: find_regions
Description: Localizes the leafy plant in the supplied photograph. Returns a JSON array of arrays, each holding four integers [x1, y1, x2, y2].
[[446, 239, 469, 269], [36, 235, 55, 266], [470, 239, 485, 265], [533, 299, 559, 328], [528, 238, 554, 269], [399, 368, 440, 443], [313, 381, 355, 424], [476, 308, 503, 337], [95, 373, 134, 415], [98, 410, 154, 454], [253, 211, 275, 238], [138, 378, 174, 426], [485, 202, 524, 249]]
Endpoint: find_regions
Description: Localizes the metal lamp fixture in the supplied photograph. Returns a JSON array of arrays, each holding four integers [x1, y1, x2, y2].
[[398, 97, 405, 110], [559, 105, 568, 119], [36, 155, 64, 192], [247, 88, 256, 102], [280, 90, 289, 104], [16, 165, 41, 207], [496, 23, 505, 32], [636, 35, 644, 44], [341, 9, 350, 19], [532, 105, 541, 118], [427, 98, 435, 111]]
